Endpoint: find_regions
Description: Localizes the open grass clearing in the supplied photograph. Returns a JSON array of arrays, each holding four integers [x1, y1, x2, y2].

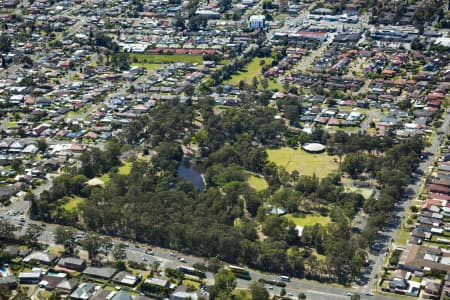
[[267, 147, 338, 178], [247, 175, 268, 191], [131, 63, 161, 71], [62, 196, 85, 211], [47, 245, 65, 256], [284, 213, 331, 227], [130, 53, 203, 64], [213, 105, 230, 115], [224, 57, 283, 91], [118, 162, 133, 175], [99, 173, 110, 184], [97, 162, 133, 183], [344, 185, 374, 199]]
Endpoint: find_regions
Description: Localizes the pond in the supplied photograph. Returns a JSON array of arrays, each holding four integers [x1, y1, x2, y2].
[[177, 159, 204, 191]]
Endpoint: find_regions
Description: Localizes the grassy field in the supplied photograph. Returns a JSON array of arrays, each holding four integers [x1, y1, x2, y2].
[[224, 57, 283, 91], [131, 63, 161, 70], [247, 175, 268, 191], [99, 162, 133, 183], [285, 214, 332, 227], [130, 53, 203, 64], [267, 147, 338, 178], [344, 186, 374, 199], [62, 197, 85, 211]]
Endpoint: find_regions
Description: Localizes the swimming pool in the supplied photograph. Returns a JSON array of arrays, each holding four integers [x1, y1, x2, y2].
[[0, 266, 12, 277], [47, 271, 67, 278]]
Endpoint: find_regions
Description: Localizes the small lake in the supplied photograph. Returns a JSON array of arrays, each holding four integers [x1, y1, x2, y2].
[[177, 159, 204, 191]]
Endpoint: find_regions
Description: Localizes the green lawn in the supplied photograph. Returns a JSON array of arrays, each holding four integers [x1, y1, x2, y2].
[[97, 162, 132, 183], [395, 228, 411, 245], [100, 173, 110, 184], [39, 291, 53, 299], [267, 147, 338, 178], [285, 214, 331, 227], [344, 186, 374, 199], [118, 162, 132, 175], [224, 57, 283, 91], [129, 53, 203, 64], [247, 175, 268, 191], [62, 197, 85, 211], [182, 279, 201, 290], [6, 122, 17, 128], [131, 63, 160, 71]]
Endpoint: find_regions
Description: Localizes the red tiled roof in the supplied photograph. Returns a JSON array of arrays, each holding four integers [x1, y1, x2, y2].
[[429, 193, 450, 201]]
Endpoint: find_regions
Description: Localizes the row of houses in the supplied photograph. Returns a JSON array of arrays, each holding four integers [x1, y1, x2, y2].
[[0, 248, 201, 300]]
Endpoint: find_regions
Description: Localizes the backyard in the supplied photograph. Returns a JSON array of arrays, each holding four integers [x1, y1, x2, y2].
[[267, 147, 338, 178]]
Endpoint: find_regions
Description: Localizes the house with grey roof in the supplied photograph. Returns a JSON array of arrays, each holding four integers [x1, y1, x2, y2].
[[58, 257, 86, 271], [56, 280, 78, 294], [23, 251, 57, 264], [70, 282, 96, 300], [82, 266, 117, 279]]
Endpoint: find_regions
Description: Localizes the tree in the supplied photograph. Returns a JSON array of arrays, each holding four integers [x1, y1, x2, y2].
[[207, 257, 224, 273], [280, 288, 286, 296], [112, 243, 127, 261], [11, 158, 23, 172], [298, 292, 306, 300], [0, 285, 11, 300], [214, 269, 236, 293], [184, 84, 195, 98], [261, 79, 269, 90], [54, 226, 77, 254], [239, 80, 246, 90], [81, 234, 106, 262], [0, 250, 12, 265], [23, 224, 43, 244], [127, 85, 136, 94], [252, 76, 259, 89], [0, 220, 16, 240], [350, 293, 360, 300], [249, 281, 269, 300], [0, 35, 11, 53]]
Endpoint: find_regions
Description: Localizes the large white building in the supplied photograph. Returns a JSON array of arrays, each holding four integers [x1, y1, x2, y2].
[[249, 15, 265, 30]]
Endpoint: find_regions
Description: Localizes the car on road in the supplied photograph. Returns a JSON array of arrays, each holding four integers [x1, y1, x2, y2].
[[145, 249, 154, 255], [345, 292, 353, 296], [170, 252, 176, 257], [179, 257, 186, 263], [365, 292, 374, 296]]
